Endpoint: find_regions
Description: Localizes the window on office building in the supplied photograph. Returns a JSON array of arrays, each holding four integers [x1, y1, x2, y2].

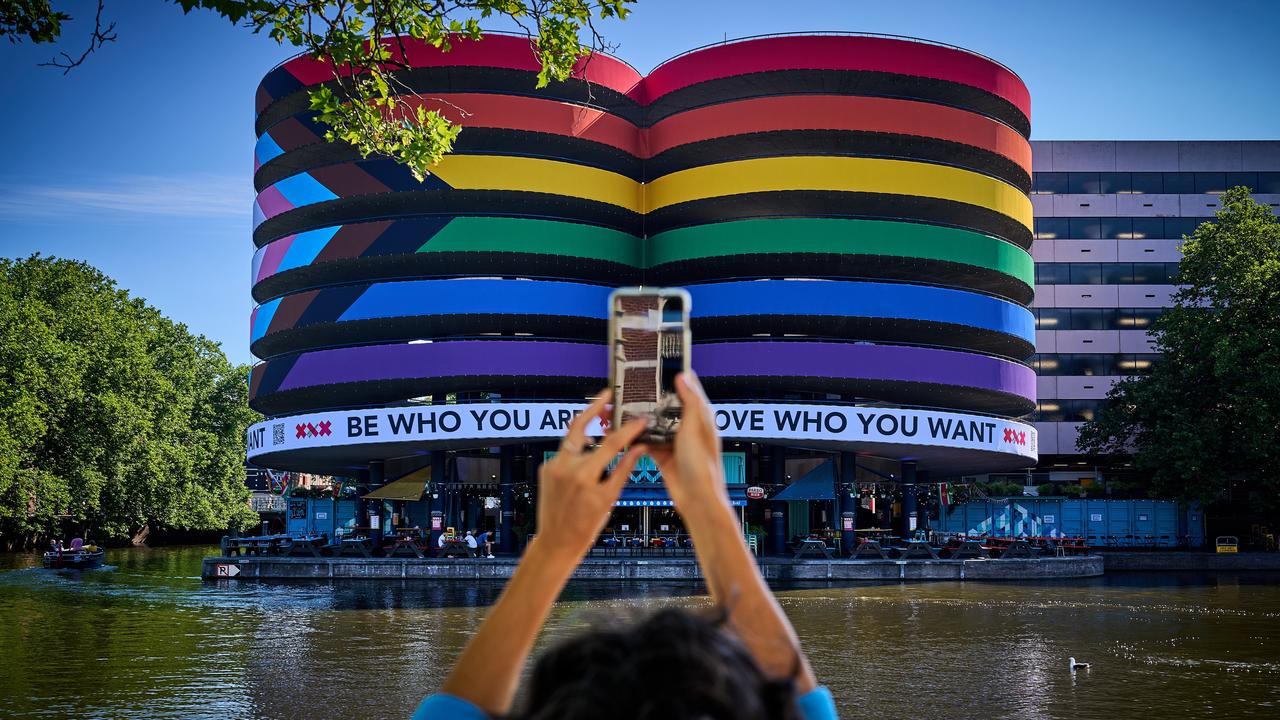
[[1034, 309, 1069, 329], [1057, 354, 1116, 376], [1163, 172, 1195, 194], [1068, 263, 1103, 284], [1102, 263, 1132, 284], [1035, 401, 1065, 422], [1068, 172, 1102, 194], [1194, 172, 1228, 194], [1097, 217, 1131, 239], [1129, 263, 1168, 284], [1098, 172, 1131, 194], [1065, 400, 1102, 422], [1032, 172, 1068, 194], [1226, 172, 1258, 191], [1164, 217, 1205, 238], [1119, 308, 1164, 329], [1034, 218, 1068, 239], [1130, 217, 1165, 239], [1035, 264, 1069, 285], [1068, 218, 1101, 239], [1117, 354, 1161, 375], [1129, 173, 1164, 194]]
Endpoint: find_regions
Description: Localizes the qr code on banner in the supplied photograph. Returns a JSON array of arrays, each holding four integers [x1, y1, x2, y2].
[[273, 423, 285, 445]]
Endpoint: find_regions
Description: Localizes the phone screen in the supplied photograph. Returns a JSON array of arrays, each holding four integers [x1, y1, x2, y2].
[[609, 288, 691, 445]]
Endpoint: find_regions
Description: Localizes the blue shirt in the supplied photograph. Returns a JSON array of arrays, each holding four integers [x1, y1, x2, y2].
[[412, 686, 838, 719]]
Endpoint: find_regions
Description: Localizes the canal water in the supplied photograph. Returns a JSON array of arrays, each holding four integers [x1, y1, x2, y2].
[[2, 546, 1278, 720]]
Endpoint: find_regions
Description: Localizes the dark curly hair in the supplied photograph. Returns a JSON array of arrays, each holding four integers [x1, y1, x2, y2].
[[514, 607, 800, 720]]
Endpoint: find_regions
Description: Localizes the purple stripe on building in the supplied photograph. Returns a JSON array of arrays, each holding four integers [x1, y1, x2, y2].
[[265, 339, 1033, 402], [276, 341, 606, 392], [695, 342, 1036, 402]]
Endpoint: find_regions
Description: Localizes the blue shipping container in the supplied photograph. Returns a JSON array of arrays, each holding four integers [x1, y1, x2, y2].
[[937, 498, 1199, 547]]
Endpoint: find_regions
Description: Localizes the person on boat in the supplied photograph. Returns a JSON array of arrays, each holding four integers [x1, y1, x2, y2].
[[49, 539, 61, 553], [413, 374, 837, 720]]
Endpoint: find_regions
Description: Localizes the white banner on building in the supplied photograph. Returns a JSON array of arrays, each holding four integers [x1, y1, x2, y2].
[[248, 402, 1036, 463]]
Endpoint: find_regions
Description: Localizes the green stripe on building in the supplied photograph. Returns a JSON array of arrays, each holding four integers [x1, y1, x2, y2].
[[647, 218, 1033, 286], [419, 217, 644, 267]]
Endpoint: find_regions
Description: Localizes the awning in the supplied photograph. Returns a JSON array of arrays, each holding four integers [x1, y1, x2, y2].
[[616, 485, 747, 507], [772, 460, 836, 501], [364, 466, 431, 501]]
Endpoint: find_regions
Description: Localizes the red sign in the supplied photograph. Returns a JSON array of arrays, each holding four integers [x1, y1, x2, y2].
[[746, 486, 765, 500]]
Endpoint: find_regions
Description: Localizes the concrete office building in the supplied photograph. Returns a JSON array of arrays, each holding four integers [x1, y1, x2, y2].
[[996, 140, 1280, 488]]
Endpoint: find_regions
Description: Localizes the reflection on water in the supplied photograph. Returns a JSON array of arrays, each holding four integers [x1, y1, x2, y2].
[[2, 546, 1279, 719]]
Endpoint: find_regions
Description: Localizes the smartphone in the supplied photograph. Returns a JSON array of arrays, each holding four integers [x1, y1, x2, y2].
[[608, 287, 692, 445]]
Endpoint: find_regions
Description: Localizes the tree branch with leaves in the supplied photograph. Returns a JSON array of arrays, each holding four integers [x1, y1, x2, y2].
[[5, 0, 633, 179]]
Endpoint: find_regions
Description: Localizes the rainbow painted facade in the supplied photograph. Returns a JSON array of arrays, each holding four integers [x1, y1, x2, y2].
[[245, 33, 1037, 547]]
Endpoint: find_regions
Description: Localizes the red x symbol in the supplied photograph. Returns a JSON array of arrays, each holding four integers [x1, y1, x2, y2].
[[295, 423, 307, 439], [1003, 428, 1026, 445], [318, 421, 332, 437]]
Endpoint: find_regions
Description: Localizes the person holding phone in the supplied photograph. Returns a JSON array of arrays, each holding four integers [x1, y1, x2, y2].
[[412, 374, 837, 720]]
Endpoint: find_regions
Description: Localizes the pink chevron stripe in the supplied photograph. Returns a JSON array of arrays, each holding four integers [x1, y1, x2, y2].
[[256, 235, 296, 282], [255, 185, 294, 220]]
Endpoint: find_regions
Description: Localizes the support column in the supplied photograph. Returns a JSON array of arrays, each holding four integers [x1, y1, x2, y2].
[[500, 445, 516, 554], [770, 446, 787, 555], [900, 461, 918, 538], [429, 450, 446, 549], [917, 470, 931, 533], [840, 451, 857, 553], [367, 460, 385, 547], [354, 469, 369, 539]]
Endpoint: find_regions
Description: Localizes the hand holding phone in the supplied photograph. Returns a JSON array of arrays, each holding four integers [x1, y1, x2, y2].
[[608, 288, 692, 445]]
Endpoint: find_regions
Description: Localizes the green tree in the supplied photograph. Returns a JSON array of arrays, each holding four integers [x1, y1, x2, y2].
[[4, 0, 633, 180], [1078, 188, 1280, 510], [0, 255, 259, 546]]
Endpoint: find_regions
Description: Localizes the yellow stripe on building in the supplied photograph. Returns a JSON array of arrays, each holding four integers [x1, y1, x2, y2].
[[430, 155, 644, 213], [644, 156, 1033, 230]]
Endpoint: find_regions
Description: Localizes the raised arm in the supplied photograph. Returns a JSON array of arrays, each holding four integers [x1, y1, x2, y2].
[[435, 392, 647, 717], [651, 374, 818, 693]]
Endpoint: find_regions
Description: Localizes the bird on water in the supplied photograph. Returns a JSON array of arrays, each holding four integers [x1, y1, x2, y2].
[[1069, 657, 1091, 672]]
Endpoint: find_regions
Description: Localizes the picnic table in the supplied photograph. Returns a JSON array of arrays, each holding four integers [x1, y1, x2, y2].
[[440, 540, 477, 558], [336, 537, 375, 558], [850, 539, 889, 560], [898, 539, 940, 560], [997, 539, 1038, 559], [386, 535, 427, 558], [793, 538, 834, 560], [950, 539, 990, 560], [223, 534, 292, 556], [282, 534, 328, 557]]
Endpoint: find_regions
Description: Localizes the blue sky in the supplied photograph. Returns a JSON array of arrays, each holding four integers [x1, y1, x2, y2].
[[1, 0, 1278, 365]]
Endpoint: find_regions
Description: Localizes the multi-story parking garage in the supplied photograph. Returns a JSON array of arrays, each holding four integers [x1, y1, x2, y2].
[[244, 32, 1040, 553]]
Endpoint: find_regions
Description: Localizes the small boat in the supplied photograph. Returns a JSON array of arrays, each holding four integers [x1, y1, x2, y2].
[[42, 548, 105, 569], [42, 538, 106, 569]]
